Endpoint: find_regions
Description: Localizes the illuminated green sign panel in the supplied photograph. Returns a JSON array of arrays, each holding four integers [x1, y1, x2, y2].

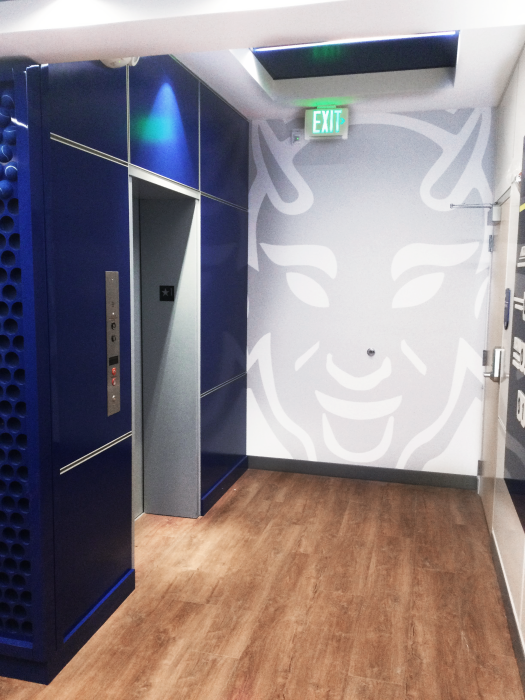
[[305, 107, 349, 140]]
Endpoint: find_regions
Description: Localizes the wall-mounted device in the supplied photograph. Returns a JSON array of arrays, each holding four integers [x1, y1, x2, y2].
[[106, 271, 121, 416], [305, 107, 349, 140], [484, 347, 504, 383]]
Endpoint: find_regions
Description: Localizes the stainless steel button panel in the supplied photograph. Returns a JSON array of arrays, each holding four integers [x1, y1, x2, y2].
[[106, 271, 120, 416]]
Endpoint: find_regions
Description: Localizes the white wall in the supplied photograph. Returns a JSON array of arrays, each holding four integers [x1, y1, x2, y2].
[[247, 109, 493, 475], [487, 41, 525, 650]]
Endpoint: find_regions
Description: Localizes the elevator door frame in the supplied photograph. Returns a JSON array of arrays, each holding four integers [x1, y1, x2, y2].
[[128, 166, 201, 531]]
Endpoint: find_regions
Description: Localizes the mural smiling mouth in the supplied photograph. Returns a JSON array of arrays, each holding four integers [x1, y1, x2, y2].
[[314, 354, 402, 463]]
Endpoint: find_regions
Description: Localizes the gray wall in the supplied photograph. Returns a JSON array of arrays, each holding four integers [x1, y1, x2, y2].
[[137, 192, 200, 518], [248, 109, 494, 476]]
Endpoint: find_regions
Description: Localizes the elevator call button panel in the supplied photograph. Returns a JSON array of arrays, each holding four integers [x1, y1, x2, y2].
[[105, 271, 120, 416]]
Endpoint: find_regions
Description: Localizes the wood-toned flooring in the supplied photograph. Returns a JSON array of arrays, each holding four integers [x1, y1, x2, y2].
[[1, 469, 523, 699]]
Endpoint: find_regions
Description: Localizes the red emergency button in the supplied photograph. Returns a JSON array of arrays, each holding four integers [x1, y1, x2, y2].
[[111, 368, 117, 376], [112, 378, 116, 386]]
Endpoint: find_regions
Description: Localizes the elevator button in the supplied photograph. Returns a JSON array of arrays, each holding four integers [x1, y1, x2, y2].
[[112, 395, 116, 402], [111, 322, 116, 330], [111, 335, 117, 342], [112, 378, 116, 386], [112, 368, 117, 376]]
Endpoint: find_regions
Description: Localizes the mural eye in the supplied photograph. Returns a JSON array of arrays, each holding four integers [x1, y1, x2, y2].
[[392, 272, 444, 308], [286, 272, 329, 307]]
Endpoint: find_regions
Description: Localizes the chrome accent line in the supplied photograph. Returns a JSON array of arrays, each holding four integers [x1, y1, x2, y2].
[[50, 133, 128, 166], [60, 432, 133, 475], [200, 372, 247, 398], [126, 64, 131, 164], [128, 164, 201, 199], [200, 191, 248, 213]]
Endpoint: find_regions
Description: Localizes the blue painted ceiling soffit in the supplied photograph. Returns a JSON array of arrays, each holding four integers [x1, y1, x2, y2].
[[252, 32, 459, 81]]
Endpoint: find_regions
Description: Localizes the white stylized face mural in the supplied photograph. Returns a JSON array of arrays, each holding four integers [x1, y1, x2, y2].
[[248, 109, 492, 475]]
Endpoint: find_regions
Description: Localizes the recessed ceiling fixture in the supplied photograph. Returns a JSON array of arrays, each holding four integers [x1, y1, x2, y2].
[[252, 31, 459, 80]]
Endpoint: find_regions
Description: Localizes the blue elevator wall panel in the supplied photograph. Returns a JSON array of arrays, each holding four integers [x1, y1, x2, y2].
[[201, 374, 247, 496], [200, 84, 249, 208], [47, 141, 131, 469], [201, 197, 247, 394], [54, 439, 132, 639], [129, 56, 199, 189], [47, 62, 127, 161]]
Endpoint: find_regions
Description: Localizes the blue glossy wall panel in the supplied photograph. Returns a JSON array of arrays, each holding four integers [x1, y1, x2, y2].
[[46, 142, 131, 469], [200, 84, 249, 208], [47, 62, 127, 161], [201, 196, 247, 394], [54, 438, 132, 639], [201, 374, 247, 497], [129, 56, 199, 189]]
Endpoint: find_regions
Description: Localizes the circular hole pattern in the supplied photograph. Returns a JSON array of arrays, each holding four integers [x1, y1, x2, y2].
[[7, 200, 18, 216], [6, 385, 18, 399], [1, 251, 15, 268], [5, 352, 18, 368], [3, 127, 16, 146], [0, 108, 11, 129], [2, 286, 16, 301], [11, 544, 24, 558], [4, 165, 17, 182], [0, 182, 13, 200], [0, 216, 13, 233], [16, 435, 26, 449], [0, 146, 12, 164], [7, 418, 20, 432], [0, 433, 13, 448], [9, 269, 20, 284], [0, 99, 32, 640], [0, 465, 13, 478], [8, 474, 22, 489], [9, 512, 23, 526], [18, 497, 28, 512], [19, 561, 30, 574], [4, 319, 17, 335]]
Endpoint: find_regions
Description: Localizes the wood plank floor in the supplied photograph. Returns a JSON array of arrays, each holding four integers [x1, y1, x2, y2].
[[1, 469, 523, 699]]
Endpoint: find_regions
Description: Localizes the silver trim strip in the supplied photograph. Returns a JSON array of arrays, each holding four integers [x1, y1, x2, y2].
[[128, 164, 201, 200], [50, 134, 128, 166], [201, 191, 248, 213], [60, 432, 133, 475], [200, 372, 247, 398]]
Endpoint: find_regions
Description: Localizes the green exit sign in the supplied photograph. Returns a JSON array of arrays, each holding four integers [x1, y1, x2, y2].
[[305, 107, 349, 140]]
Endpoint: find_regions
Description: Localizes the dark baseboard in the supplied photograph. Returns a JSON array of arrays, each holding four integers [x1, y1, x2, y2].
[[490, 535, 525, 694], [247, 456, 478, 490], [201, 456, 248, 515]]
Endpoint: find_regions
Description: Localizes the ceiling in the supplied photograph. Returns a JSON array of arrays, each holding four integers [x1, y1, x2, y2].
[[0, 1, 524, 118], [175, 25, 525, 119]]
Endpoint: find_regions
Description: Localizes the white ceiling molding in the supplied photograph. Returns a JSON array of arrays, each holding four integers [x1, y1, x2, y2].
[[0, 0, 525, 64]]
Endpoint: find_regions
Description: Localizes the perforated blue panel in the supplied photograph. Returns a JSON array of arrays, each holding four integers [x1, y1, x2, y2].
[[0, 80, 32, 643]]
